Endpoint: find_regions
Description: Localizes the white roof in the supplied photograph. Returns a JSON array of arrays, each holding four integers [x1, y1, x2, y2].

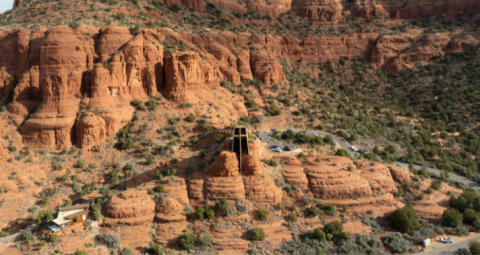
[[52, 205, 88, 226]]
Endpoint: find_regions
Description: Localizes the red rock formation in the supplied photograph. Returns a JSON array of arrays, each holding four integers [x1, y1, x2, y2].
[[154, 197, 187, 223], [389, 165, 412, 184], [104, 189, 155, 226], [20, 70, 79, 150], [242, 154, 282, 204], [75, 112, 106, 150], [163, 51, 223, 102]]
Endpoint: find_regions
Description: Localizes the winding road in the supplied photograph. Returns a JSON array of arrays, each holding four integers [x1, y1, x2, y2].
[[259, 129, 480, 254]]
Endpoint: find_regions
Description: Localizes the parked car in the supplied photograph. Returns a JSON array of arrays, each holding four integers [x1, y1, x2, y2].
[[312, 132, 319, 136], [275, 148, 283, 152], [284, 146, 291, 151], [362, 150, 369, 154], [354, 148, 360, 152], [270, 145, 279, 149], [349, 146, 357, 151], [271, 129, 277, 132], [440, 237, 453, 243]]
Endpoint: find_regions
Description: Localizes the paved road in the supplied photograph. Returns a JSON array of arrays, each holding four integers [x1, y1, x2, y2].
[[423, 235, 480, 254]]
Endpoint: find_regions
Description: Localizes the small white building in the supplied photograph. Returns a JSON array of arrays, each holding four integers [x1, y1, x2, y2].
[[48, 204, 90, 232], [423, 238, 430, 247]]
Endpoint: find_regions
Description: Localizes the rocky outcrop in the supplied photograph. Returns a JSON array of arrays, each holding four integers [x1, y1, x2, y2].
[[163, 51, 223, 102], [75, 112, 106, 150], [203, 151, 245, 200], [154, 197, 187, 223], [250, 50, 286, 86], [20, 70, 79, 150], [242, 155, 282, 204], [389, 165, 412, 184], [104, 189, 155, 226], [281, 158, 310, 192]]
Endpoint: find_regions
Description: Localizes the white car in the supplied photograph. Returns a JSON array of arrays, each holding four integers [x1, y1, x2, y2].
[[312, 132, 320, 136], [275, 148, 283, 152], [440, 237, 453, 243], [349, 146, 356, 150]]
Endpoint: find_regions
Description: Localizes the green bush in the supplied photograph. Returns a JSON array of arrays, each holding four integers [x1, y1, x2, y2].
[[178, 232, 197, 250], [74, 249, 88, 255], [155, 185, 164, 192], [196, 207, 205, 220], [431, 181, 441, 190], [221, 199, 230, 216], [258, 207, 269, 220], [338, 232, 351, 242], [313, 228, 326, 242], [205, 209, 215, 219], [308, 206, 323, 217], [324, 220, 343, 235], [216, 134, 225, 143], [335, 149, 349, 157], [250, 227, 266, 241], [77, 160, 85, 168], [147, 241, 163, 254], [470, 240, 480, 254], [426, 188, 433, 194], [442, 208, 463, 227], [389, 204, 419, 234], [49, 233, 57, 243], [288, 212, 297, 222], [463, 208, 480, 224], [186, 114, 195, 122]]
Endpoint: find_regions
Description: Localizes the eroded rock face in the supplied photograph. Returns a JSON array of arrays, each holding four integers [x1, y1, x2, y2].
[[163, 51, 223, 102], [75, 112, 106, 150], [20, 70, 79, 150], [104, 189, 155, 226]]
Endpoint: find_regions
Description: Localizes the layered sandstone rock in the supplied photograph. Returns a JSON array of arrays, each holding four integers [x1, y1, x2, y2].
[[104, 189, 155, 226], [75, 112, 106, 150], [242, 154, 282, 204], [281, 158, 310, 192], [20, 70, 79, 150], [154, 197, 187, 223], [250, 50, 286, 86], [305, 163, 373, 200], [163, 51, 223, 102], [203, 152, 245, 200]]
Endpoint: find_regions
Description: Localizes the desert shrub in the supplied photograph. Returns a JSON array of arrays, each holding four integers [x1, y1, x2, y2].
[[186, 114, 195, 122], [324, 204, 338, 216], [362, 216, 383, 230], [339, 232, 351, 242], [205, 209, 215, 219], [196, 207, 205, 220], [49, 233, 57, 243], [147, 242, 163, 254], [464, 208, 480, 224], [335, 149, 349, 157], [288, 212, 297, 222], [155, 185, 164, 192], [178, 232, 197, 250], [382, 232, 413, 254], [216, 134, 225, 143], [447, 223, 469, 236], [120, 248, 132, 255], [74, 249, 88, 255], [146, 155, 155, 165], [258, 207, 269, 220], [308, 206, 323, 217], [431, 181, 441, 190], [324, 221, 343, 235], [77, 160, 85, 168], [442, 208, 463, 227], [251, 227, 266, 241], [426, 188, 433, 194], [389, 204, 419, 234], [221, 199, 230, 216], [95, 233, 120, 250], [313, 228, 326, 242], [470, 240, 480, 254], [199, 231, 213, 246]]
